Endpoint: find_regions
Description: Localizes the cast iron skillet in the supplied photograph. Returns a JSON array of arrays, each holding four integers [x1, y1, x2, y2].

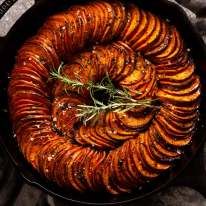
[[0, 0, 206, 205]]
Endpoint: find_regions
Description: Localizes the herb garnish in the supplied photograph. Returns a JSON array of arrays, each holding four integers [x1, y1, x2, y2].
[[51, 63, 159, 125]]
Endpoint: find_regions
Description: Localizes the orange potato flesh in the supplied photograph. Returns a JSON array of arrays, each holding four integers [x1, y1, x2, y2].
[[8, 0, 200, 195]]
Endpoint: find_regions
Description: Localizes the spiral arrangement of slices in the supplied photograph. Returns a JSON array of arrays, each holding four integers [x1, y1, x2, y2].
[[8, 1, 200, 194]]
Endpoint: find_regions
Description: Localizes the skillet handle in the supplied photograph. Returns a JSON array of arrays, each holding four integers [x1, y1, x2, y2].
[[0, 0, 35, 40], [171, 143, 206, 196]]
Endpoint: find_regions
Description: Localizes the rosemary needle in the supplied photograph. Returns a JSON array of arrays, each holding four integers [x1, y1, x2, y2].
[[50, 64, 159, 125]]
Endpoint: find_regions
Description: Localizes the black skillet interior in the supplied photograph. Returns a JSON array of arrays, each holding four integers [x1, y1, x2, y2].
[[0, 0, 206, 205]]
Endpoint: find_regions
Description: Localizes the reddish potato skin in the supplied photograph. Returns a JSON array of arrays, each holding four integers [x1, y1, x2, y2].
[[8, 0, 200, 195]]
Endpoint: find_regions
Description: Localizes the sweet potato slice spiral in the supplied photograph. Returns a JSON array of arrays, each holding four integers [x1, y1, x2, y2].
[[8, 0, 200, 194]]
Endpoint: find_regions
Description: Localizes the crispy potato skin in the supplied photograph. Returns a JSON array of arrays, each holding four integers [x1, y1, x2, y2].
[[8, 0, 200, 194]]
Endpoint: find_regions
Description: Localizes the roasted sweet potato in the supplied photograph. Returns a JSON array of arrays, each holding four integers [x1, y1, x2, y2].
[[8, 0, 200, 195]]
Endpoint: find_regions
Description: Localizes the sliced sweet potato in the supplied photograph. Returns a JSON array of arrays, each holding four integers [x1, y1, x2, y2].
[[11, 66, 47, 88], [109, 149, 132, 193], [23, 36, 59, 70], [160, 76, 200, 97], [100, 1, 115, 42], [95, 124, 117, 146], [130, 66, 157, 99], [156, 111, 194, 136], [93, 1, 112, 42], [116, 111, 153, 131], [55, 145, 81, 186], [65, 149, 87, 192], [9, 82, 47, 101], [161, 106, 197, 123], [130, 137, 159, 179], [126, 140, 145, 183], [118, 141, 142, 184], [112, 41, 135, 81], [101, 154, 122, 195], [140, 14, 161, 52], [145, 24, 171, 57], [90, 127, 116, 149], [9, 0, 201, 195], [158, 63, 194, 83], [161, 104, 198, 121], [110, 1, 126, 36], [38, 138, 67, 180], [105, 113, 135, 140], [75, 126, 88, 145], [155, 53, 189, 72], [120, 55, 146, 86], [156, 87, 200, 105], [109, 112, 137, 136], [154, 27, 184, 62], [49, 144, 71, 184], [71, 148, 92, 192], [152, 26, 177, 60], [159, 75, 195, 89], [88, 3, 104, 42], [149, 126, 180, 160], [153, 120, 192, 147], [120, 5, 141, 41], [105, 124, 129, 140], [110, 45, 126, 80], [83, 4, 96, 38], [84, 150, 106, 190], [37, 137, 65, 177], [132, 11, 157, 51], [45, 141, 71, 180], [139, 132, 171, 171], [71, 6, 91, 44]]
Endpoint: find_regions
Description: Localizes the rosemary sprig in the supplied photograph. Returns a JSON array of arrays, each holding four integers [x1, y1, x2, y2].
[[50, 63, 159, 125], [51, 63, 118, 95], [76, 99, 156, 123], [51, 62, 85, 90]]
